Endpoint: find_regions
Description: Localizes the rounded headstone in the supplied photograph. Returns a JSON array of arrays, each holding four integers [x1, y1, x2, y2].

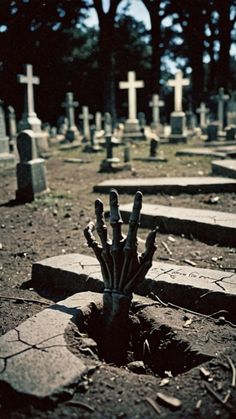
[[17, 130, 38, 162]]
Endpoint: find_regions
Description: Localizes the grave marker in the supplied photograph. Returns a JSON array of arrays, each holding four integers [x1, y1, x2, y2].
[[16, 130, 47, 202], [119, 203, 236, 247], [61, 91, 80, 142], [167, 70, 190, 142], [7, 105, 17, 149], [196, 102, 209, 129], [216, 87, 229, 131], [104, 111, 112, 135], [227, 92, 236, 125], [17, 64, 49, 153], [0, 101, 15, 166], [212, 159, 236, 179], [119, 71, 145, 140], [149, 94, 164, 128], [79, 105, 93, 141]]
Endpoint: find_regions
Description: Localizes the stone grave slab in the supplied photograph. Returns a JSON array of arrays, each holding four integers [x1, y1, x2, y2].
[[212, 159, 236, 178], [64, 158, 91, 164], [204, 140, 236, 148], [32, 253, 236, 322], [119, 203, 236, 247], [176, 148, 225, 158], [93, 176, 236, 195], [0, 291, 100, 401]]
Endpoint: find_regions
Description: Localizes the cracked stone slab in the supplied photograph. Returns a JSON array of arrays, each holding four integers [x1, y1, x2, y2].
[[176, 148, 226, 158], [212, 159, 236, 179], [93, 176, 236, 195], [32, 253, 236, 322], [119, 203, 236, 247], [0, 291, 101, 401]]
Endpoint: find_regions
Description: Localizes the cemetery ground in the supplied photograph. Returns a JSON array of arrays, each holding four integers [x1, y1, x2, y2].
[[0, 139, 236, 418]]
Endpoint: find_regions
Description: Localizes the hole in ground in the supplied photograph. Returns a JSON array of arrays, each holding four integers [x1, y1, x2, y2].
[[66, 301, 213, 377]]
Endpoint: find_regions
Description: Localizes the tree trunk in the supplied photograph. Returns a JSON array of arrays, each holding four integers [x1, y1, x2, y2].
[[217, 0, 231, 89]]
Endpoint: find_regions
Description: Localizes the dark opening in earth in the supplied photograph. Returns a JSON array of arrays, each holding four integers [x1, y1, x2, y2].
[[66, 301, 213, 377]]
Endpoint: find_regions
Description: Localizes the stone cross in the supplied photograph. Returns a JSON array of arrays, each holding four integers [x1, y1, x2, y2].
[[216, 87, 229, 131], [149, 94, 164, 124], [196, 102, 209, 128], [119, 71, 144, 121], [62, 92, 78, 129], [17, 64, 39, 117], [167, 70, 190, 112], [79, 106, 93, 141]]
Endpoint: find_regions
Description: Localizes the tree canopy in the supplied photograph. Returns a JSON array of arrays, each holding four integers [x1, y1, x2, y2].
[[0, 0, 235, 123]]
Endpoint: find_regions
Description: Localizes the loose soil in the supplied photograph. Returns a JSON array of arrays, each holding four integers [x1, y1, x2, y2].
[[0, 139, 236, 418]]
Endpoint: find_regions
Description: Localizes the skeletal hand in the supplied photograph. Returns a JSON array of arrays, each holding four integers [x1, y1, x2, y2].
[[84, 189, 158, 298]]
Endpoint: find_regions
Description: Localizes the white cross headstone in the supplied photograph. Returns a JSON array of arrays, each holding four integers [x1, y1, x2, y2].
[[119, 71, 144, 122], [216, 87, 229, 131], [79, 106, 93, 141], [196, 102, 209, 128], [18, 64, 39, 118], [149, 94, 164, 125], [167, 70, 190, 113], [62, 92, 78, 130]]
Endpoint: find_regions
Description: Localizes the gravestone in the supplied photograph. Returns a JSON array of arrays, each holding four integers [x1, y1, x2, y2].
[[119, 71, 146, 140], [207, 121, 220, 142], [212, 159, 236, 179], [0, 101, 15, 167], [225, 125, 236, 142], [137, 112, 146, 131], [95, 111, 102, 131], [83, 126, 102, 152], [16, 130, 47, 202], [119, 203, 236, 247], [7, 105, 17, 150], [133, 133, 167, 162], [196, 102, 209, 129], [94, 176, 236, 195], [227, 92, 236, 125], [17, 64, 49, 154], [104, 111, 113, 135], [61, 92, 80, 142], [167, 70, 190, 143], [99, 135, 131, 172], [216, 87, 229, 132], [149, 94, 164, 129], [57, 115, 68, 135], [79, 106, 93, 141]]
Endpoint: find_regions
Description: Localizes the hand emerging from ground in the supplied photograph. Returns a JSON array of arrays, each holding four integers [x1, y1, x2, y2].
[[84, 190, 158, 364], [84, 189, 157, 298]]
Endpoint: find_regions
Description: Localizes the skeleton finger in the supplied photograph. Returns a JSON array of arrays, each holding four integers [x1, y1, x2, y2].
[[109, 189, 124, 289], [84, 222, 110, 288], [140, 227, 158, 264], [95, 199, 113, 287]]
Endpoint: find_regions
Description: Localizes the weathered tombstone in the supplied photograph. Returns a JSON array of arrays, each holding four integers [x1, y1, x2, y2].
[[149, 94, 164, 129], [225, 125, 236, 142], [167, 70, 190, 143], [83, 126, 102, 152], [0, 101, 15, 166], [61, 92, 80, 142], [196, 102, 209, 129], [79, 106, 93, 142], [95, 111, 103, 132], [119, 71, 145, 140], [137, 112, 146, 131], [7, 105, 17, 150], [150, 137, 159, 158], [17, 64, 49, 153], [57, 115, 68, 135], [227, 92, 236, 125], [207, 122, 220, 142], [216, 87, 229, 132], [104, 112, 112, 135], [16, 130, 47, 202], [124, 144, 131, 162]]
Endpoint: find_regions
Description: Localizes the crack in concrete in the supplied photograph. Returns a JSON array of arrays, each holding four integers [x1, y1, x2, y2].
[[0, 329, 67, 374]]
